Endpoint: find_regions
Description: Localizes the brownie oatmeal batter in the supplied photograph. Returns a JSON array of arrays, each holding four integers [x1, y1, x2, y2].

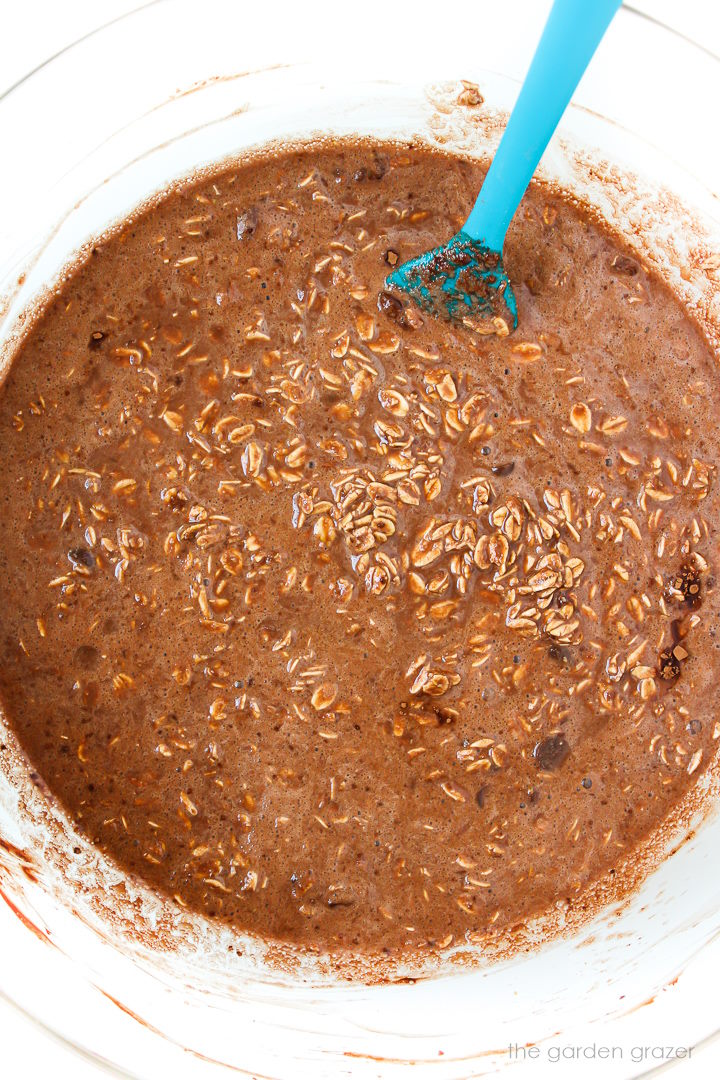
[[0, 141, 718, 956]]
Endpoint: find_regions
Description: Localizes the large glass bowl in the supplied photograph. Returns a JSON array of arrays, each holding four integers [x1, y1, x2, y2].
[[1, 2, 720, 1076]]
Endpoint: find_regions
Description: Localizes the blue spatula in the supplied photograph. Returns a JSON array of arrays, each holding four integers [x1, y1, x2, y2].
[[386, 0, 622, 330]]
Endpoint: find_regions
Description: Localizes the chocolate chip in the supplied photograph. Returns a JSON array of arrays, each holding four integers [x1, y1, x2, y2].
[[354, 156, 387, 183], [75, 645, 100, 669], [68, 547, 95, 570], [376, 290, 420, 329], [88, 331, 106, 349], [610, 254, 638, 276], [667, 561, 702, 608], [548, 643, 570, 664], [687, 718, 702, 735], [475, 786, 486, 808], [377, 290, 404, 319], [533, 734, 570, 771], [369, 155, 388, 180], [658, 647, 681, 681], [491, 462, 515, 477]]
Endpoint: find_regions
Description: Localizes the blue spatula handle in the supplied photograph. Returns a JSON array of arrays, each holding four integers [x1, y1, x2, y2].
[[463, 0, 621, 252]]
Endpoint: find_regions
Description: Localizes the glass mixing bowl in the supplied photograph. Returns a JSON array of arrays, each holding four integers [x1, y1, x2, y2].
[[1, 2, 720, 1076]]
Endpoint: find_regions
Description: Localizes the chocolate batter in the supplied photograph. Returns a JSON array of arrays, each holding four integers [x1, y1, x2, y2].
[[0, 141, 717, 956]]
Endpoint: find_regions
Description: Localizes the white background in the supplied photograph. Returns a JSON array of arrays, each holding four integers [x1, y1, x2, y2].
[[1, 1, 719, 1077]]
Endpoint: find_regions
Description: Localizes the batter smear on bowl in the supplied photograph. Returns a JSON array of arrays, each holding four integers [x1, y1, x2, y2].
[[0, 141, 718, 956]]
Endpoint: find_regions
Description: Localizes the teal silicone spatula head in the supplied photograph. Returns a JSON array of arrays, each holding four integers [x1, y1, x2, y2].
[[386, 231, 517, 330], [386, 0, 622, 331]]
